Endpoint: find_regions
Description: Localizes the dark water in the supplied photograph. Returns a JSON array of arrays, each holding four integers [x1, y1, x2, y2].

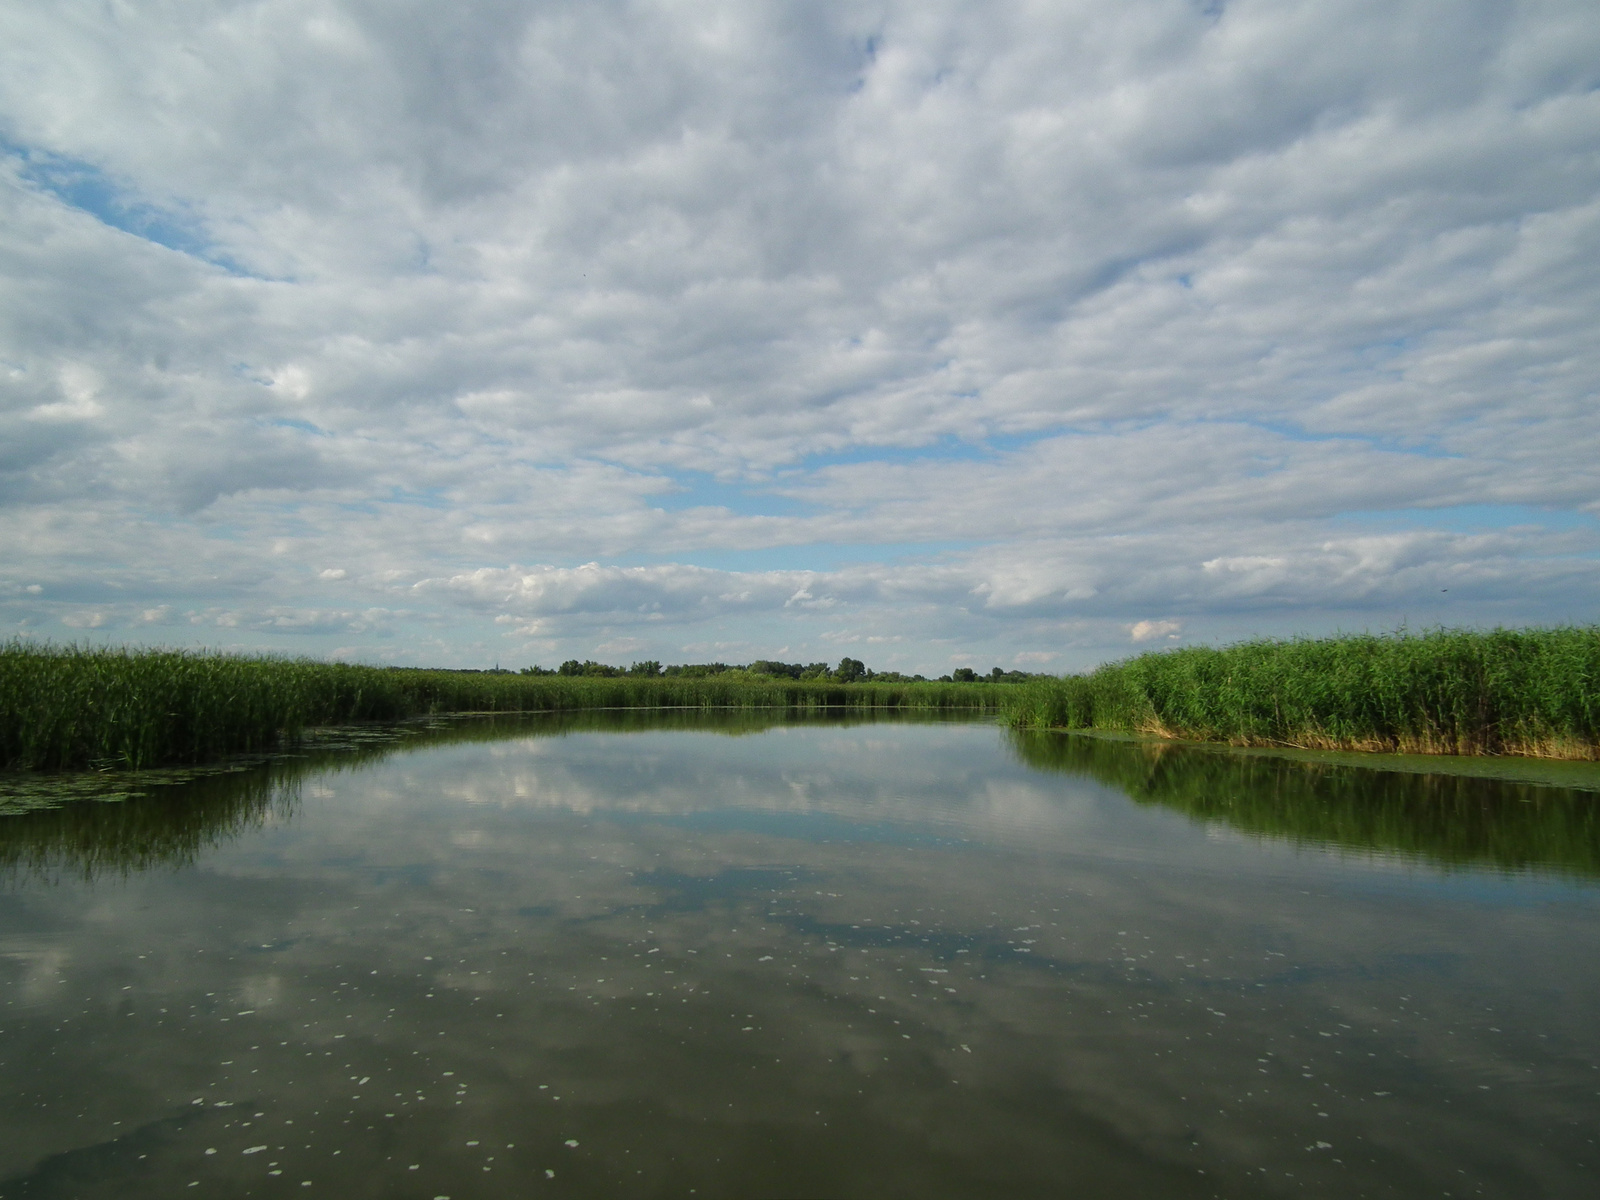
[[2, 713, 1598, 1199]]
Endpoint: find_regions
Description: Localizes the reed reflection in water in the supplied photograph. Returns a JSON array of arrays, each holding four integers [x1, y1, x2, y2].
[[1007, 729, 1600, 879]]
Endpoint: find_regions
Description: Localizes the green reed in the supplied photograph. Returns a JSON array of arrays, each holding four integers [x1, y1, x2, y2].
[[1000, 627, 1600, 759], [0, 642, 995, 772]]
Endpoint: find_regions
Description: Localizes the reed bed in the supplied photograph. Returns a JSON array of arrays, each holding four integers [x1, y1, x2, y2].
[[0, 642, 995, 772], [1000, 627, 1600, 760]]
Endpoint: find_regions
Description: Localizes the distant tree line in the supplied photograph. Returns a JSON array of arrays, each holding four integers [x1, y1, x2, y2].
[[516, 657, 1047, 683]]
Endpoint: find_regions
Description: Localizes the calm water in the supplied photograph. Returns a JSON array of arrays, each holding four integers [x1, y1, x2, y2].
[[2, 713, 1598, 1199]]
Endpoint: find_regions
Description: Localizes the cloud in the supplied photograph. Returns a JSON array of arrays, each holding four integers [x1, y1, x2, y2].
[[1, 1, 1596, 669], [1129, 620, 1182, 644], [418, 562, 818, 621]]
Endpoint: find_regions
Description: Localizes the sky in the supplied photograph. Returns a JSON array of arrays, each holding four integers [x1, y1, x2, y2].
[[2, 0, 1597, 674]]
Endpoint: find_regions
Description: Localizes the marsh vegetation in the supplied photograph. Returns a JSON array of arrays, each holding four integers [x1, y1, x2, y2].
[[0, 643, 997, 773], [1002, 627, 1600, 760]]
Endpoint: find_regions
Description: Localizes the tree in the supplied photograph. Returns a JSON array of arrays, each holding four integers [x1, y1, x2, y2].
[[835, 656, 866, 682], [749, 660, 804, 678], [559, 659, 622, 677], [951, 667, 977, 682]]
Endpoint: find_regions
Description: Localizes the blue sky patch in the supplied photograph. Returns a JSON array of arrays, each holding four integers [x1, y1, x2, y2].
[[6, 141, 246, 271], [650, 470, 817, 518]]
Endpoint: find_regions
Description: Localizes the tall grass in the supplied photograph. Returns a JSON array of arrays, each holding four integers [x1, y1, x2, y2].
[[0, 642, 996, 772], [1000, 627, 1600, 760]]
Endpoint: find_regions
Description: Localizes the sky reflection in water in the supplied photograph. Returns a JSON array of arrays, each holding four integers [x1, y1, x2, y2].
[[1, 714, 1598, 1199]]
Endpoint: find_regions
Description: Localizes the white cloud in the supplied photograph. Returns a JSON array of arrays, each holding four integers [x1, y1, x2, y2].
[[1, 1, 1596, 670], [1129, 619, 1182, 644]]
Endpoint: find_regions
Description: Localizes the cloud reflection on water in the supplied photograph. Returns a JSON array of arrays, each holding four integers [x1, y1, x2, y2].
[[0, 714, 1597, 1198]]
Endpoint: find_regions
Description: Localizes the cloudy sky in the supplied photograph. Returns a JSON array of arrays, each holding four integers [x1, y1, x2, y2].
[[2, 0, 1597, 673]]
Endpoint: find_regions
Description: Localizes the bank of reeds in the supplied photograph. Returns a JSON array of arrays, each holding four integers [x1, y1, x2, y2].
[[1000, 627, 1600, 760], [0, 642, 995, 772]]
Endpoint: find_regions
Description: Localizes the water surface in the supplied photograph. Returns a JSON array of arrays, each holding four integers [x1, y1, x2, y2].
[[2, 714, 1597, 1198]]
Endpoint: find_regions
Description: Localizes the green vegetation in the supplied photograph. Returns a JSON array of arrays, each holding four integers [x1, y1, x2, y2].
[[1000, 627, 1600, 760], [1008, 729, 1600, 879], [0, 642, 997, 773]]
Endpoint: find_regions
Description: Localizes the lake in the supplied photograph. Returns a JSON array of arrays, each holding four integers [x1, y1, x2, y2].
[[2, 712, 1598, 1198]]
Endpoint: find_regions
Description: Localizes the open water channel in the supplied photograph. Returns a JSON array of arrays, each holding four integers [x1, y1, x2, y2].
[[1, 712, 1598, 1199]]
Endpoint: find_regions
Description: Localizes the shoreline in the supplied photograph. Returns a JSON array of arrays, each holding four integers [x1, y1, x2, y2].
[[1011, 726, 1600, 792], [1, 643, 1005, 774], [1000, 627, 1600, 766]]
